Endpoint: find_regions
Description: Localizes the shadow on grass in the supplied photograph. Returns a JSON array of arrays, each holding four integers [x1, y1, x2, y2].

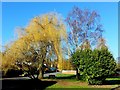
[[2, 79, 57, 90], [103, 80, 120, 85]]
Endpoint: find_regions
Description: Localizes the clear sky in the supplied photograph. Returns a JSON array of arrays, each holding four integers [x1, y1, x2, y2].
[[2, 2, 118, 59]]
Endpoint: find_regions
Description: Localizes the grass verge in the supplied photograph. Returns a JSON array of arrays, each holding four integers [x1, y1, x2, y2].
[[44, 73, 120, 89]]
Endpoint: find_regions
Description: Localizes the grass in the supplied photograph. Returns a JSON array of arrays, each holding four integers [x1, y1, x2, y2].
[[106, 77, 120, 80], [56, 73, 75, 77], [55, 73, 77, 81], [2, 73, 120, 90], [44, 73, 77, 82], [46, 84, 89, 88], [44, 73, 120, 89]]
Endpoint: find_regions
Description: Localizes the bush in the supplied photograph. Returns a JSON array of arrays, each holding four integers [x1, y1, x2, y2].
[[88, 48, 116, 84], [78, 49, 92, 81], [72, 48, 117, 85], [88, 78, 103, 85], [87, 48, 116, 85]]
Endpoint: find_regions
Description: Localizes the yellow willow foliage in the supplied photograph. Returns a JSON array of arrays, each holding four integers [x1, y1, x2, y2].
[[2, 49, 18, 72], [2, 37, 35, 73], [25, 14, 67, 42], [24, 13, 67, 70], [23, 13, 67, 69], [0, 52, 2, 70], [2, 12, 68, 71]]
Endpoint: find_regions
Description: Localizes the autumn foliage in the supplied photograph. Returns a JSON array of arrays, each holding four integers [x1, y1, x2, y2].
[[2, 12, 67, 79]]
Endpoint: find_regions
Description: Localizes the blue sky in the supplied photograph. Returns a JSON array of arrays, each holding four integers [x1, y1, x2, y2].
[[2, 2, 118, 59]]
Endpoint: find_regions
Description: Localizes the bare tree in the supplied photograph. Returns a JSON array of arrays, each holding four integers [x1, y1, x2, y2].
[[66, 6, 104, 79]]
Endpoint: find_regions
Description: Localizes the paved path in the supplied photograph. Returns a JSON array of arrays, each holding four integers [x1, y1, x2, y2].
[[1, 72, 61, 80], [44, 72, 60, 77]]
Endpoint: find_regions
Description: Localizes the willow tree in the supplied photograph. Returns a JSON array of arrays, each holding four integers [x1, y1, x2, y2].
[[1, 43, 21, 77], [0, 51, 2, 71], [25, 12, 67, 72], [2, 12, 67, 79]]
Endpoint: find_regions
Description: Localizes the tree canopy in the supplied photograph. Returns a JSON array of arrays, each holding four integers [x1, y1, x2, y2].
[[66, 6, 104, 54], [2, 12, 67, 79]]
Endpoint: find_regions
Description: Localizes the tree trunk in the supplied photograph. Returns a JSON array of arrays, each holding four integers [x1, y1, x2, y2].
[[38, 65, 44, 79], [76, 68, 80, 80]]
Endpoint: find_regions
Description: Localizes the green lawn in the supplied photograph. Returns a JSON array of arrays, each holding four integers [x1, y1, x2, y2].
[[43, 73, 120, 90], [106, 77, 120, 80], [56, 73, 75, 77]]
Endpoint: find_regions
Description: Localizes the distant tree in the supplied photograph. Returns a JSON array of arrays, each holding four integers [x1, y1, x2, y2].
[[96, 37, 107, 49], [66, 6, 103, 79], [62, 59, 74, 70], [78, 39, 91, 50], [117, 57, 120, 70], [118, 63, 120, 70]]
